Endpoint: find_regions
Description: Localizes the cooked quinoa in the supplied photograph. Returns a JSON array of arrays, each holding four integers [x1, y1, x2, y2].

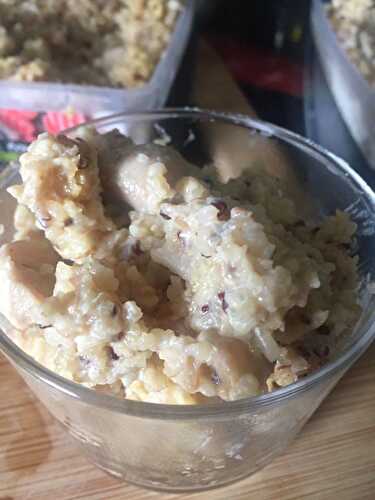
[[0, 127, 361, 404], [327, 0, 375, 86], [0, 0, 182, 87]]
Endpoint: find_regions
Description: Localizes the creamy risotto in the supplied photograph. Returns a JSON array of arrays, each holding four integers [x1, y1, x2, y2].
[[0, 127, 361, 404]]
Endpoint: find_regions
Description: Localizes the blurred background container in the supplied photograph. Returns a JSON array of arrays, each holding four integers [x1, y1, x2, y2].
[[311, 0, 375, 170]]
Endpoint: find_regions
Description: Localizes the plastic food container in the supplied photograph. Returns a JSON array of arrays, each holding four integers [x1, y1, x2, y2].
[[0, 1, 193, 164], [311, 0, 375, 170], [1, 110, 375, 492]]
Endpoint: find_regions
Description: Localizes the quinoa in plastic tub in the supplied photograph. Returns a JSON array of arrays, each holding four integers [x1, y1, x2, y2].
[[0, 0, 193, 167]]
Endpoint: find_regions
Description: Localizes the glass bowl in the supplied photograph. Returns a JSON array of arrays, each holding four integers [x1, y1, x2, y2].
[[0, 109, 375, 493]]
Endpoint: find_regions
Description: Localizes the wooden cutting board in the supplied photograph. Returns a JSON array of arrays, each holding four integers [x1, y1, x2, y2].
[[1, 43, 375, 500]]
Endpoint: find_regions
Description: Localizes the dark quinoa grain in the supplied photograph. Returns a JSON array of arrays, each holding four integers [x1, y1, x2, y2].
[[133, 241, 143, 256], [211, 370, 221, 385], [107, 346, 120, 361], [313, 346, 330, 358], [160, 212, 171, 220], [218, 291, 229, 312], [317, 325, 331, 336], [211, 200, 230, 221], [79, 355, 90, 367], [64, 217, 74, 227], [117, 332, 125, 341]]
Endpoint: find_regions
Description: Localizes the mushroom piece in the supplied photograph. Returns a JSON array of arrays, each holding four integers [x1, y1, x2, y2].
[[0, 239, 58, 330], [97, 136, 199, 213]]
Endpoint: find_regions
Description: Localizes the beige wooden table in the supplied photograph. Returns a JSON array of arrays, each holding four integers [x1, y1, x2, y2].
[[1, 345, 374, 500], [1, 43, 375, 500]]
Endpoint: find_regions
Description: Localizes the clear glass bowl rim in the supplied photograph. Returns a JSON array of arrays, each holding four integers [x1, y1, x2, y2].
[[0, 108, 374, 420]]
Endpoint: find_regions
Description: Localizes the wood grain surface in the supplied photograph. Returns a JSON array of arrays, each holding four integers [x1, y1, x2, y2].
[[1, 43, 375, 500], [1, 346, 375, 500]]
